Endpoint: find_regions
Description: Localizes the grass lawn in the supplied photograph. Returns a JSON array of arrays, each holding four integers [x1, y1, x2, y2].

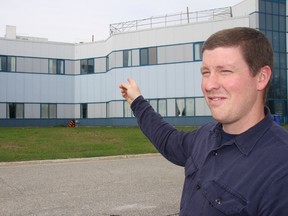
[[0, 126, 197, 162], [0, 125, 287, 162]]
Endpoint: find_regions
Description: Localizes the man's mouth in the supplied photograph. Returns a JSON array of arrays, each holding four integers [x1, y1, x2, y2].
[[211, 97, 221, 101], [207, 96, 226, 104]]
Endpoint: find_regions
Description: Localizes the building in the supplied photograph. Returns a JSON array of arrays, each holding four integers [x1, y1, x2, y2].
[[0, 0, 287, 127]]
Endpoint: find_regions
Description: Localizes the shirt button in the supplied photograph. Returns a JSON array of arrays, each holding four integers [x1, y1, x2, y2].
[[215, 197, 222, 205]]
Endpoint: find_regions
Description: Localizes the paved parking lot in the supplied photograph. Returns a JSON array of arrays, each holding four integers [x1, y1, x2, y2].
[[0, 154, 184, 216]]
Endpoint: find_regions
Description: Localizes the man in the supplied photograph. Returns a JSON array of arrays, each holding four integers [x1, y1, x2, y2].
[[119, 27, 288, 215]]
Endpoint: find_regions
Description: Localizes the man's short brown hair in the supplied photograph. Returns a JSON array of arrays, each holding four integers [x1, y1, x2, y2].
[[202, 27, 273, 77]]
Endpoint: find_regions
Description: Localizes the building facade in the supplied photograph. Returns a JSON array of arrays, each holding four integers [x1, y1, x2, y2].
[[0, 0, 287, 126]]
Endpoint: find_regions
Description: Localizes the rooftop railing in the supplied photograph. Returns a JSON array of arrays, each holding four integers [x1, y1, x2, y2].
[[110, 6, 232, 35]]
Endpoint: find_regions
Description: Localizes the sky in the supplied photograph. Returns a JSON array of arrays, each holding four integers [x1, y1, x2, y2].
[[0, 0, 242, 43]]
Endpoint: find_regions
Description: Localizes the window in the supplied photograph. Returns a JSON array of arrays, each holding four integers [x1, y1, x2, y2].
[[158, 44, 193, 64], [108, 51, 123, 70], [107, 101, 123, 117], [7, 56, 16, 72], [81, 103, 88, 118], [0, 56, 16, 72], [132, 49, 139, 66], [148, 99, 166, 116], [194, 42, 204, 61], [158, 99, 167, 116], [124, 101, 133, 117], [89, 103, 106, 118], [81, 59, 94, 74], [17, 57, 47, 73], [140, 47, 157, 65], [7, 103, 24, 118], [123, 50, 132, 67], [140, 48, 148, 65], [0, 56, 7, 71], [49, 59, 65, 74], [176, 99, 185, 116], [167, 99, 176, 116], [185, 98, 195, 116], [195, 98, 210, 116], [149, 47, 157, 65], [41, 104, 57, 118], [57, 60, 64, 74], [95, 57, 107, 73], [149, 99, 158, 112]]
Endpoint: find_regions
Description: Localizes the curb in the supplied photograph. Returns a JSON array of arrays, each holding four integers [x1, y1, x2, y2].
[[0, 153, 161, 167]]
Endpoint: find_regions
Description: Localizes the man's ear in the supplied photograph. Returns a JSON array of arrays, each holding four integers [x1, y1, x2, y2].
[[257, 66, 272, 91]]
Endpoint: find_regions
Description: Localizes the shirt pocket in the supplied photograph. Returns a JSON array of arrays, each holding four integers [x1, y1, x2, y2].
[[202, 180, 247, 215]]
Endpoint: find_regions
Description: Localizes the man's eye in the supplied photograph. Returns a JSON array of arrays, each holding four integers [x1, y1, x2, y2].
[[221, 70, 232, 74], [201, 71, 210, 76]]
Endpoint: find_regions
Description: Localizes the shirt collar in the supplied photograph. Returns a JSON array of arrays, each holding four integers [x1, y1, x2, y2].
[[210, 106, 274, 156]]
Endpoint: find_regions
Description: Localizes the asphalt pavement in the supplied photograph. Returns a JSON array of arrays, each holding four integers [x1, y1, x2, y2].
[[0, 154, 184, 216]]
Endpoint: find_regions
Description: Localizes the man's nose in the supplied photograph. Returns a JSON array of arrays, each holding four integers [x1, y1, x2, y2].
[[202, 73, 221, 91]]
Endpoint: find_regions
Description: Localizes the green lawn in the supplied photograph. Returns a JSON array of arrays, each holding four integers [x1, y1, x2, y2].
[[0, 125, 287, 162], [0, 126, 197, 162]]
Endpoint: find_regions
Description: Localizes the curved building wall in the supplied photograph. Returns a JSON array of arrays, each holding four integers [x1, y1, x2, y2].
[[3, 0, 284, 126]]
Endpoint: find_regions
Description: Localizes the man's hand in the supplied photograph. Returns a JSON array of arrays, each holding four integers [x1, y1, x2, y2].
[[119, 78, 142, 105]]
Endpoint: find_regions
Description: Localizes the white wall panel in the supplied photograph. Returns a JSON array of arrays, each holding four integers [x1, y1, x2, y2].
[[0, 38, 75, 59], [0, 73, 8, 102], [103, 62, 203, 101], [2, 62, 202, 104], [2, 73, 75, 103], [232, 0, 257, 17]]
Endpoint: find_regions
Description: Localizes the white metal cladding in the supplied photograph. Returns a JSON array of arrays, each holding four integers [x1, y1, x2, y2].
[[72, 62, 203, 104], [0, 61, 203, 104], [0, 72, 75, 103]]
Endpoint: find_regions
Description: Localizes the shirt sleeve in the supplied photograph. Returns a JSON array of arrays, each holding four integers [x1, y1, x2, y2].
[[258, 173, 288, 216], [131, 96, 193, 166]]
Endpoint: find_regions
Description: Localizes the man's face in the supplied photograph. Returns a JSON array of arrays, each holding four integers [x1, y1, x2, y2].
[[201, 47, 262, 133]]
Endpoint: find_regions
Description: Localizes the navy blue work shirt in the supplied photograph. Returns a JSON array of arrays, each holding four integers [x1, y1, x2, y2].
[[131, 96, 288, 216]]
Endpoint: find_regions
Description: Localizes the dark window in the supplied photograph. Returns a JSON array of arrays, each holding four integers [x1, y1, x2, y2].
[[194, 42, 204, 61], [0, 56, 16, 72], [87, 59, 94, 73], [81, 59, 94, 74], [0, 56, 7, 71], [140, 48, 148, 65], [123, 50, 131, 67], [81, 104, 88, 118], [140, 47, 157, 65], [7, 103, 24, 119]]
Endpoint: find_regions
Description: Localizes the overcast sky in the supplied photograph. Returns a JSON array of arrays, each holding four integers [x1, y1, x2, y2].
[[0, 0, 242, 43]]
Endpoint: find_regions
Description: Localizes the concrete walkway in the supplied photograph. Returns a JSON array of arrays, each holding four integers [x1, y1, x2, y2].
[[0, 154, 184, 216]]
